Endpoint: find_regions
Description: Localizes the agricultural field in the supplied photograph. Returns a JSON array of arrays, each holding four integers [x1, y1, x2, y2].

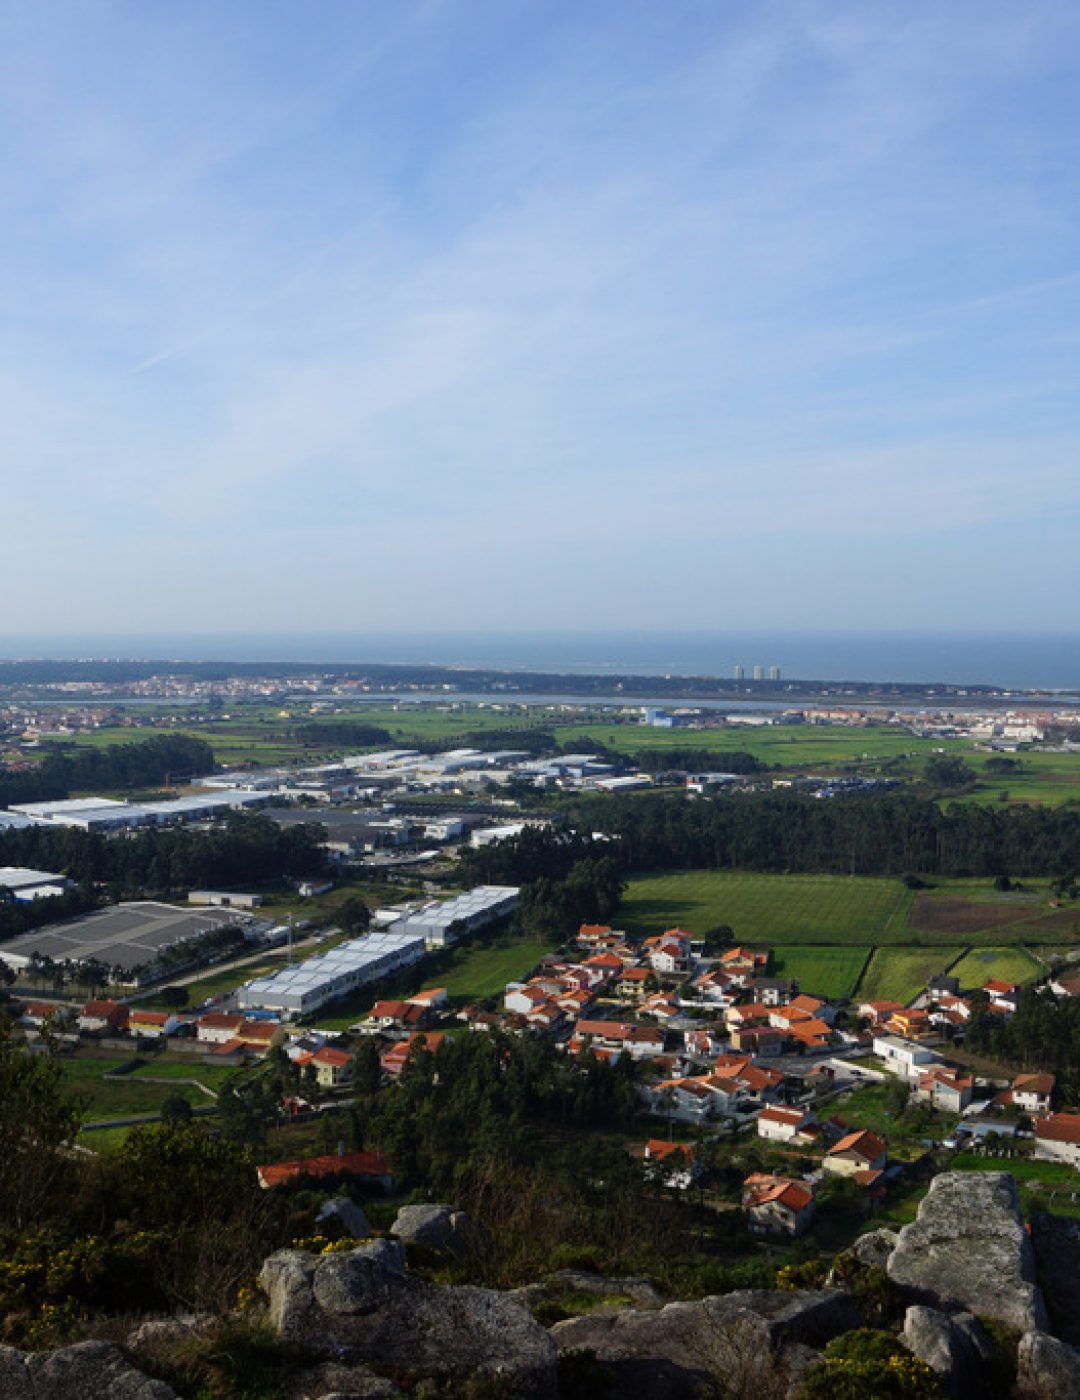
[[948, 945, 1045, 991], [560, 719, 973, 770], [619, 870, 912, 944], [907, 884, 1080, 945], [856, 947, 967, 1005], [768, 945, 870, 1000]]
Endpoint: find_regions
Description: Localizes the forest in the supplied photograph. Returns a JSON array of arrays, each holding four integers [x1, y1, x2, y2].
[[0, 734, 214, 807], [0, 812, 328, 903]]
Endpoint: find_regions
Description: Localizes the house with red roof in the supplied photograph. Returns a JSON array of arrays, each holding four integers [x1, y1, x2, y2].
[[1035, 1113, 1080, 1168], [78, 1000, 129, 1035], [915, 1066, 973, 1113], [984, 980, 1021, 1016], [296, 1045, 353, 1088], [367, 999, 431, 1035], [380, 1031, 446, 1076], [824, 1129, 887, 1177], [1013, 1073, 1055, 1117], [257, 1149, 392, 1191], [129, 1008, 180, 1040], [197, 1011, 246, 1044], [643, 1138, 701, 1188], [743, 1174, 816, 1236], [757, 1105, 818, 1145]]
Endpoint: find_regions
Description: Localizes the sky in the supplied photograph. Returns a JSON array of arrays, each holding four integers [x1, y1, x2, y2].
[[2, 0, 1080, 639]]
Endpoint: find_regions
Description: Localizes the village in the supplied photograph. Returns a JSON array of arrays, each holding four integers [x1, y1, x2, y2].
[[12, 912, 1080, 1241]]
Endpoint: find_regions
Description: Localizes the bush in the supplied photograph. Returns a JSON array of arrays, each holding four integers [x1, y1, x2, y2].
[[799, 1329, 945, 1399]]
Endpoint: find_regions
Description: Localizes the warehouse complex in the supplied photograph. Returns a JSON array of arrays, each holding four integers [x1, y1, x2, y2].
[[236, 930, 428, 1016], [236, 884, 520, 1016], [389, 885, 521, 948], [7, 790, 269, 831]]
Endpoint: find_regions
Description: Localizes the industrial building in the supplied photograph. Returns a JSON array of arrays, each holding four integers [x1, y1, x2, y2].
[[387, 885, 520, 948], [7, 790, 269, 831], [236, 930, 428, 1016], [236, 885, 519, 1015], [0, 866, 73, 900]]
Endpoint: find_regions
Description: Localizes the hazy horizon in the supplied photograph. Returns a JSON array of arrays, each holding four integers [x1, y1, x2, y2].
[[0, 629, 1078, 690]]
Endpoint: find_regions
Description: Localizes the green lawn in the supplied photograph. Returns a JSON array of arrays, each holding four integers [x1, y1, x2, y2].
[[856, 946, 967, 1005], [834, 1082, 958, 1157], [769, 945, 869, 1000], [948, 946, 1044, 991], [620, 870, 911, 944], [437, 940, 559, 1000]]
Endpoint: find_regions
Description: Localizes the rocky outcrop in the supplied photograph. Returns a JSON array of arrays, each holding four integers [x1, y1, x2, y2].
[[902, 1306, 994, 1399], [887, 1171, 1048, 1333], [0, 1342, 177, 1400], [317, 1196, 372, 1240], [277, 1361, 404, 1398], [390, 1203, 481, 1260], [1032, 1213, 1080, 1345], [846, 1227, 899, 1271], [1016, 1332, 1080, 1399], [260, 1239, 557, 1397], [551, 1288, 861, 1400], [542, 1269, 665, 1309]]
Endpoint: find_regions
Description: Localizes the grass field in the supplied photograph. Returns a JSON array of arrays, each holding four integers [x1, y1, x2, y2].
[[948, 945, 1044, 991], [620, 871, 912, 944], [769, 945, 869, 1000], [56, 1053, 236, 1122], [856, 946, 967, 1005]]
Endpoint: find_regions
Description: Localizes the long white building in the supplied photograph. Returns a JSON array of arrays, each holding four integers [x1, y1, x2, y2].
[[236, 930, 427, 1016]]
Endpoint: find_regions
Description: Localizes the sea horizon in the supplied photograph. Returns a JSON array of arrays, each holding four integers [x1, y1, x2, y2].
[[0, 630, 1078, 692]]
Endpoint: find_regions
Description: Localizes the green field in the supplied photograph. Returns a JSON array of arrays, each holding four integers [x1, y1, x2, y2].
[[561, 719, 972, 769], [620, 871, 911, 944], [769, 945, 870, 1000], [856, 946, 967, 1005], [948, 945, 1044, 991], [56, 1054, 237, 1123]]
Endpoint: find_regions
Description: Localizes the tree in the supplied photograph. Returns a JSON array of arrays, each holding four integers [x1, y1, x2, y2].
[[161, 1092, 193, 1125], [0, 1028, 85, 1227], [159, 984, 190, 1009], [352, 1036, 383, 1101], [338, 896, 371, 935]]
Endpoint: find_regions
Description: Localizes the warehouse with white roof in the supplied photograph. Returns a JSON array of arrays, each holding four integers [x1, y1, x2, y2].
[[236, 930, 428, 1016]]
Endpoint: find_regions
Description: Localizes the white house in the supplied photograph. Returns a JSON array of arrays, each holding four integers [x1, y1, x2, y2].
[[757, 1105, 817, 1144], [872, 1034, 939, 1081]]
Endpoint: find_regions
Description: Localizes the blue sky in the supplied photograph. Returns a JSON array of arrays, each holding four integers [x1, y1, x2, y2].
[[3, 1, 1080, 636]]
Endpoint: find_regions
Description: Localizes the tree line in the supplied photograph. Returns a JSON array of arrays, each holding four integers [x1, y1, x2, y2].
[[0, 734, 214, 807], [0, 812, 328, 903]]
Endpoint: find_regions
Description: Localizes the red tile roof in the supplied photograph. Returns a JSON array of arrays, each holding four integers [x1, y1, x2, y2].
[[1036, 1113, 1080, 1145], [257, 1150, 390, 1189]]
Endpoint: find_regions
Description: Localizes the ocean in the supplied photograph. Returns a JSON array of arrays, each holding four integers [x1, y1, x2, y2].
[[0, 631, 1078, 691]]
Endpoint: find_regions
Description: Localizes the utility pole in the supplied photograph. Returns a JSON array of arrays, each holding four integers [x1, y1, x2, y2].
[[287, 913, 294, 966]]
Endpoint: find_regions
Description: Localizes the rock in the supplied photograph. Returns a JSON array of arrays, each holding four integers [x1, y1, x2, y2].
[[1016, 1332, 1080, 1399], [1032, 1212, 1080, 1345], [390, 1203, 481, 1260], [278, 1362, 404, 1398], [849, 1228, 899, 1270], [887, 1171, 1048, 1333], [543, 1269, 665, 1309], [127, 1313, 211, 1349], [551, 1288, 860, 1400], [902, 1305, 989, 1399], [316, 1197, 372, 1239], [25, 1341, 178, 1400], [261, 1242, 557, 1397], [0, 1346, 32, 1400]]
